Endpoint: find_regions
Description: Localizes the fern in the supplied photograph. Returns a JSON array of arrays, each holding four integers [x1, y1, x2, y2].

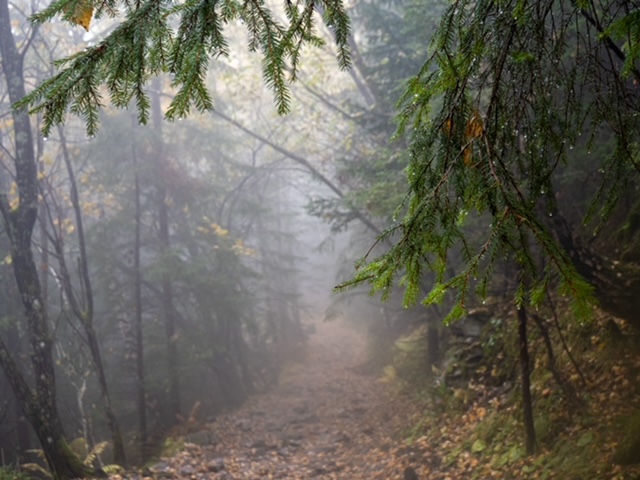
[[23, 437, 119, 477], [20, 463, 52, 479]]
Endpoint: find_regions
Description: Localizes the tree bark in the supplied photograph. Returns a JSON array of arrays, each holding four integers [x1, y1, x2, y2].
[[0, 339, 89, 479], [0, 2, 89, 477], [517, 305, 536, 455]]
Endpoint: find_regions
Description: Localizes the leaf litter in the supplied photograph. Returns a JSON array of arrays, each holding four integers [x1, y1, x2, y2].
[[109, 320, 433, 479], [106, 311, 640, 480]]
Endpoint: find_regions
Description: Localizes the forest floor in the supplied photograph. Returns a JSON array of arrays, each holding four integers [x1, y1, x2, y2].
[[115, 320, 433, 479], [108, 315, 640, 480]]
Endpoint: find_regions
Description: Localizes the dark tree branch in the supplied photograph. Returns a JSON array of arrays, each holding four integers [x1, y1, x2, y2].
[[575, 2, 640, 84], [212, 110, 384, 237]]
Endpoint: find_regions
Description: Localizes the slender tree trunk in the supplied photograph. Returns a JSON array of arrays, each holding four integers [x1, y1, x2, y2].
[[5, 323, 31, 460], [531, 313, 581, 407], [14, 391, 30, 460], [39, 162, 49, 310], [517, 305, 536, 455], [231, 320, 255, 395], [150, 84, 180, 420], [212, 350, 247, 406], [133, 153, 148, 460], [56, 126, 126, 465], [157, 185, 180, 417], [0, 3, 88, 477]]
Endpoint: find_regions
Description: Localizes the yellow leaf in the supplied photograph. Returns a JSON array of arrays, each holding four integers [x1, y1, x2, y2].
[[3, 254, 12, 265], [443, 117, 453, 137], [465, 110, 484, 140], [463, 110, 483, 166], [64, 0, 93, 31], [463, 146, 473, 166]]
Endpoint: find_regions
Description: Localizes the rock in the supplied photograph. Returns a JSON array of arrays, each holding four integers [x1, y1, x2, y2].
[[451, 308, 491, 338], [283, 437, 302, 447], [179, 465, 196, 475], [266, 421, 280, 431], [310, 445, 337, 454], [185, 430, 214, 446], [248, 438, 277, 451], [148, 462, 172, 476], [206, 458, 225, 473], [212, 472, 234, 480], [250, 439, 267, 448], [291, 413, 318, 424], [613, 410, 640, 464], [235, 419, 252, 431], [337, 409, 351, 418], [332, 432, 351, 443]]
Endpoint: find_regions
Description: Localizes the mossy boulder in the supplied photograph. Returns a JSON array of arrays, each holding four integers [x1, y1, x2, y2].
[[613, 411, 640, 465]]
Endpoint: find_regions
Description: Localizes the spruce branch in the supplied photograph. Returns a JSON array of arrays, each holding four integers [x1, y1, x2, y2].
[[16, 0, 351, 133]]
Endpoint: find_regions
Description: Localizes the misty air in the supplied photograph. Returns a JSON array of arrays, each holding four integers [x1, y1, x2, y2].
[[1, 0, 640, 479]]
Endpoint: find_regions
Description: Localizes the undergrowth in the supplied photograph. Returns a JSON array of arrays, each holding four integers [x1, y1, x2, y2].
[[374, 300, 640, 479], [0, 467, 30, 480]]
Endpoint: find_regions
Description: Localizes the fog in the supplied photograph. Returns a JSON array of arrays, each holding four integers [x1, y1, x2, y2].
[[4, 0, 640, 477], [0, 0, 414, 466]]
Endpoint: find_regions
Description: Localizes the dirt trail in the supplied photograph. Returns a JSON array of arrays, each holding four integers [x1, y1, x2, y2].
[[139, 320, 433, 479]]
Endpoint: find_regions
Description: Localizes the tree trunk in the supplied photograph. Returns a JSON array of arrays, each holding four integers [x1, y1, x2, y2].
[[0, 337, 88, 479], [151, 85, 181, 420], [531, 313, 581, 407], [231, 319, 255, 395], [5, 323, 31, 460], [517, 306, 536, 455], [133, 156, 148, 460], [55, 126, 126, 465], [0, 3, 89, 477]]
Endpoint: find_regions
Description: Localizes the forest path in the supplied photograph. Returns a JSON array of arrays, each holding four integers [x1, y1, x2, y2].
[[140, 320, 435, 479]]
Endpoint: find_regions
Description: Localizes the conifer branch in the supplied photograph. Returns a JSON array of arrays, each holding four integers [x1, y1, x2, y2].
[[15, 0, 351, 134], [574, 1, 640, 84]]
